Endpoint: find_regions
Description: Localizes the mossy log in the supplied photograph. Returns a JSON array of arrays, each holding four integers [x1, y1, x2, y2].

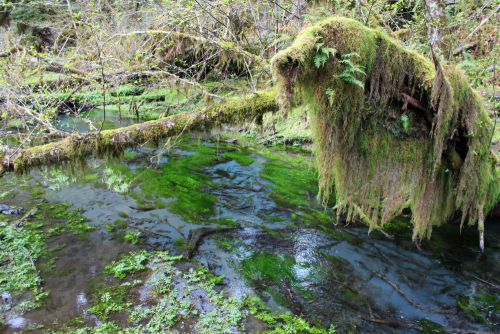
[[0, 89, 278, 173], [271, 17, 500, 243]]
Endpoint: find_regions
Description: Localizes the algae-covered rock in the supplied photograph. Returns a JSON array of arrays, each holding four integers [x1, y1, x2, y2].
[[271, 17, 500, 242]]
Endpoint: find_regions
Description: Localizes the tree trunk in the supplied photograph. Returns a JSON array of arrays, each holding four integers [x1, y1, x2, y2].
[[421, 0, 450, 58]]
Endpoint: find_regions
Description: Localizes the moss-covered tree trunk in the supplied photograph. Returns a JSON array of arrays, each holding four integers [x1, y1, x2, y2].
[[0, 89, 278, 173], [271, 17, 499, 246]]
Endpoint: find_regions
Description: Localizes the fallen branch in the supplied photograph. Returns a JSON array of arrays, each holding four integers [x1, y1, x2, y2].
[[23, 246, 39, 284], [466, 3, 500, 40], [453, 42, 478, 56], [0, 44, 86, 76], [183, 226, 241, 258], [332, 279, 373, 319], [0, 89, 278, 173], [359, 262, 455, 314], [128, 225, 172, 238], [464, 271, 500, 290], [11, 207, 38, 229]]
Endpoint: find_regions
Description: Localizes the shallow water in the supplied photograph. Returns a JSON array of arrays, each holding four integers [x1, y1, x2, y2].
[[1, 112, 500, 333]]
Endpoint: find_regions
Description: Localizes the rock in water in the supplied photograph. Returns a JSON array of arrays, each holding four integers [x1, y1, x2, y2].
[[0, 204, 23, 215]]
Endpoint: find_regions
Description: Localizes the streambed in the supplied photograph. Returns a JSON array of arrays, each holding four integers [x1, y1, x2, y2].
[[1, 113, 500, 333]]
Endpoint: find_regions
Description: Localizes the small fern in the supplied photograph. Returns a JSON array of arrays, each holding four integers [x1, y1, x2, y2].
[[401, 115, 410, 130], [314, 42, 337, 68], [338, 53, 366, 89]]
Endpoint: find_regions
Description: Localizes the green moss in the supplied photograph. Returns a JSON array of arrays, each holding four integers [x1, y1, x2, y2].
[[84, 173, 100, 181], [117, 211, 129, 218], [123, 151, 137, 159], [114, 219, 128, 228], [208, 216, 239, 228], [413, 319, 446, 334], [457, 287, 500, 325], [30, 188, 46, 196], [39, 202, 95, 238], [259, 215, 285, 222], [259, 157, 320, 208], [223, 152, 254, 166]]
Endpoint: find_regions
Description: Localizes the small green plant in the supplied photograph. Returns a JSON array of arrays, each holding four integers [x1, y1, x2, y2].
[[401, 114, 410, 130], [314, 41, 336, 68], [123, 231, 140, 244], [102, 167, 130, 194], [338, 53, 366, 89], [114, 219, 128, 228], [117, 211, 129, 218], [103, 251, 149, 279], [103, 225, 115, 232], [0, 189, 13, 199], [40, 167, 75, 191], [88, 281, 138, 320]]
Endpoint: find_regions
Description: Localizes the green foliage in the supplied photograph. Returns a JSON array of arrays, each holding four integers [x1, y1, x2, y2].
[[314, 42, 337, 69], [88, 281, 139, 320], [103, 251, 149, 279], [401, 114, 410, 130], [337, 53, 366, 89], [124, 231, 141, 244], [103, 167, 130, 194]]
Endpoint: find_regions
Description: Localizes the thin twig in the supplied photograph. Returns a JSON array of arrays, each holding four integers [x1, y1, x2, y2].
[[128, 224, 172, 238]]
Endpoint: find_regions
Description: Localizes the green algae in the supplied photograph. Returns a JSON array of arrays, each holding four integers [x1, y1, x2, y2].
[[259, 160, 319, 207], [414, 319, 447, 334], [30, 188, 46, 196], [103, 225, 115, 232]]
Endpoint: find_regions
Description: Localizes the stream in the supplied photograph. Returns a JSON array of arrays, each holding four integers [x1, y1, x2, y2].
[[1, 110, 500, 333]]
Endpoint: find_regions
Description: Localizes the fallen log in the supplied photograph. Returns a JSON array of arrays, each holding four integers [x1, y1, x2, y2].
[[183, 226, 241, 258], [0, 89, 278, 173]]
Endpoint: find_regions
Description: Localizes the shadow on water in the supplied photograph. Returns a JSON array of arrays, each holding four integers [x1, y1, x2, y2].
[[1, 114, 500, 333]]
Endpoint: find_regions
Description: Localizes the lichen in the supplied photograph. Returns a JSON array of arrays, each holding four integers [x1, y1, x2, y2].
[[271, 17, 500, 241]]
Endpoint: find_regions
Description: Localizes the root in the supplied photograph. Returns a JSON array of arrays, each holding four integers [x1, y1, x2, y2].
[[183, 226, 240, 258], [358, 316, 414, 329], [360, 262, 455, 314]]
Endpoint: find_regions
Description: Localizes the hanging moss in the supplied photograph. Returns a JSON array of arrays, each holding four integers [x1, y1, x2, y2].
[[271, 17, 500, 241]]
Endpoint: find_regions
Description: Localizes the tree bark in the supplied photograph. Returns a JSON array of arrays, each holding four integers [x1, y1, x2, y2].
[[421, 0, 449, 58], [0, 89, 278, 173]]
